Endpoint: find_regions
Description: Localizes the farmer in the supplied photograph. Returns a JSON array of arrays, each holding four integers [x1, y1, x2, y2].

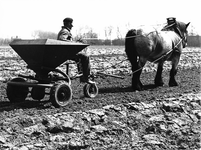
[[57, 17, 94, 84]]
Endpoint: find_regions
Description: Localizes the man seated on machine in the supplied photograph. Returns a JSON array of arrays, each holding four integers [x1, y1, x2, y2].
[[57, 17, 94, 84]]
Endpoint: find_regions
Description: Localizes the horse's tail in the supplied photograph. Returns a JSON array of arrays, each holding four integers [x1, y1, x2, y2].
[[125, 29, 139, 70]]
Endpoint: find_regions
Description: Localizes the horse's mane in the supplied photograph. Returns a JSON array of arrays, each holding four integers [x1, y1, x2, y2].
[[161, 21, 188, 40], [176, 21, 188, 32], [126, 21, 188, 39], [162, 21, 187, 32]]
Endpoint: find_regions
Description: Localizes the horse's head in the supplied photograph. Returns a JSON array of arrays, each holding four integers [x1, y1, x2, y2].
[[176, 21, 190, 48]]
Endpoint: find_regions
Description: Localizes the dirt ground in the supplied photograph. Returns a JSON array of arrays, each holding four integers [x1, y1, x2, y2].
[[0, 66, 200, 150], [0, 46, 200, 150]]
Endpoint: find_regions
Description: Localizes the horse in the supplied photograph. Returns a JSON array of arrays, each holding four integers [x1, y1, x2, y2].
[[125, 19, 190, 91]]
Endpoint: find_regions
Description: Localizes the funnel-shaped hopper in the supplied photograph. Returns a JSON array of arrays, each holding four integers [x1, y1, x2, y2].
[[10, 39, 89, 73]]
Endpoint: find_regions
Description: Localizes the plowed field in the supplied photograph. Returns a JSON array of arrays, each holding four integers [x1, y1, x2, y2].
[[0, 46, 200, 150]]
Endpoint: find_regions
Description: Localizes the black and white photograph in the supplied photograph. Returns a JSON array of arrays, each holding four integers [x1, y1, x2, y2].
[[0, 0, 200, 149]]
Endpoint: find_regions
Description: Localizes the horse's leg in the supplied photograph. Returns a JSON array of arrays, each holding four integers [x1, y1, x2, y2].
[[131, 59, 140, 91], [132, 57, 146, 91], [169, 53, 181, 86], [155, 61, 164, 86]]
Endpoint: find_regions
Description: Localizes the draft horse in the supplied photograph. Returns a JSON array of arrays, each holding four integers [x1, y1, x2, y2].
[[125, 18, 190, 91]]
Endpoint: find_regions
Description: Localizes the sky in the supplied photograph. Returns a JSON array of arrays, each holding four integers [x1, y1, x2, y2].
[[0, 0, 200, 39]]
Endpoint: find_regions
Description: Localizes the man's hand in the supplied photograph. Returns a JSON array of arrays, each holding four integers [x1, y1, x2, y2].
[[76, 37, 86, 44]]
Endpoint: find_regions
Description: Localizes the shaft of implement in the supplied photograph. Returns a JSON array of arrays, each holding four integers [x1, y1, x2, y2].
[[97, 72, 124, 79]]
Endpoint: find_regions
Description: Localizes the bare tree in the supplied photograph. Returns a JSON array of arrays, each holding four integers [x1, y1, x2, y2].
[[125, 22, 130, 31], [116, 26, 122, 39], [74, 26, 98, 40], [104, 26, 113, 40], [188, 25, 199, 36]]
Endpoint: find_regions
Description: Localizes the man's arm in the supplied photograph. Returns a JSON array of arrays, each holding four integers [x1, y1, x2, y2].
[[57, 29, 72, 41]]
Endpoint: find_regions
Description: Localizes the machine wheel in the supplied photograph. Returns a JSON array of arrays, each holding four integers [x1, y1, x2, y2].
[[50, 81, 72, 107], [31, 87, 45, 100], [83, 83, 98, 98], [6, 77, 29, 103]]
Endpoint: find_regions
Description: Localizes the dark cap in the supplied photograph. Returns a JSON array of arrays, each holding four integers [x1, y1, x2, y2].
[[63, 17, 73, 23], [167, 17, 176, 25]]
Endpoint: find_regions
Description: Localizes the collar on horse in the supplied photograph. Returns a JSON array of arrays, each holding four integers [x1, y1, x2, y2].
[[163, 18, 185, 40], [175, 25, 187, 48], [162, 22, 186, 48], [162, 23, 184, 39]]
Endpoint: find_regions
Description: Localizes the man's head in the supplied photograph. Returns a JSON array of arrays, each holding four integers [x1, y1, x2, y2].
[[63, 17, 73, 29]]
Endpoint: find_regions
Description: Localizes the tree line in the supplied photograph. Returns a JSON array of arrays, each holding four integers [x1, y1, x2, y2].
[[0, 29, 125, 46], [0, 26, 200, 46]]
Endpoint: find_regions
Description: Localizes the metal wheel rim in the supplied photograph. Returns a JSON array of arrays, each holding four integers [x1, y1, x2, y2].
[[56, 86, 71, 104], [84, 83, 98, 98]]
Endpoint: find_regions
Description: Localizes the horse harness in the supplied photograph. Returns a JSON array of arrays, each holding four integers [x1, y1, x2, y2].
[[162, 21, 187, 49]]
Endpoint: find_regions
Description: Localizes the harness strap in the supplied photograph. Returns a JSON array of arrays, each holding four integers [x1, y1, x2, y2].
[[131, 38, 182, 75], [175, 27, 184, 39], [172, 38, 183, 54], [161, 23, 176, 31]]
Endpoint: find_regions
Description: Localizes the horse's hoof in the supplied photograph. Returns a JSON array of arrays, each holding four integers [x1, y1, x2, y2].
[[132, 85, 143, 91], [155, 82, 164, 87]]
